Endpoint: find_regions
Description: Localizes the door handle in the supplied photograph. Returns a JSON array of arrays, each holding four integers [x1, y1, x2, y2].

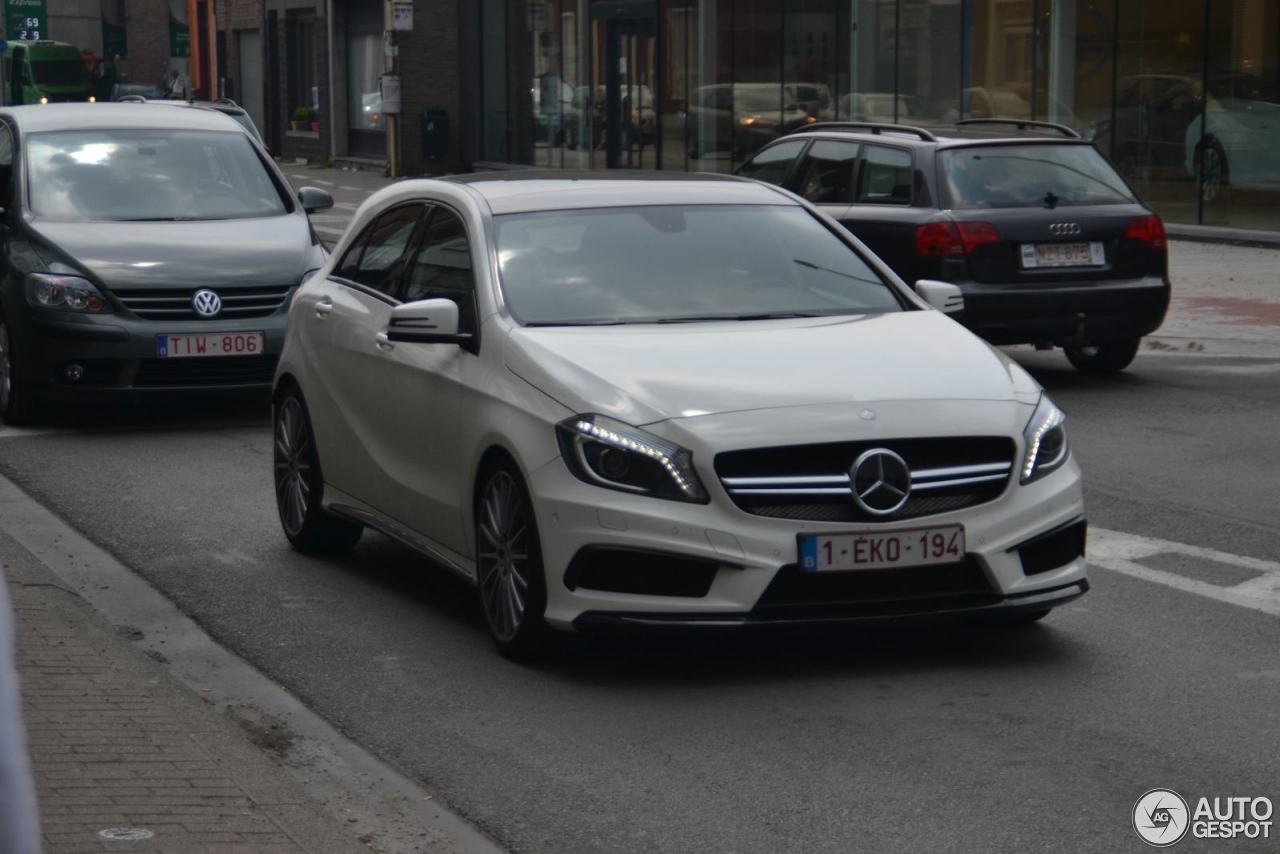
[[375, 332, 395, 351], [314, 298, 333, 318]]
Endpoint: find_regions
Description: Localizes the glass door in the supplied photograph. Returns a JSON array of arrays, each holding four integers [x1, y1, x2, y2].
[[591, 2, 659, 169]]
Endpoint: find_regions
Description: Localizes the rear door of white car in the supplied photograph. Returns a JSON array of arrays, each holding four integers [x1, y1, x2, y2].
[[305, 202, 428, 507]]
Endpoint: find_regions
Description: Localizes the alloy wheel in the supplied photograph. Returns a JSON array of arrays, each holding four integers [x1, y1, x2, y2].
[[274, 397, 312, 536], [477, 470, 532, 643]]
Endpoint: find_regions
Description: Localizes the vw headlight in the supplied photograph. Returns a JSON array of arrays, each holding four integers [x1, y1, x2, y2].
[[1021, 395, 1068, 484], [556, 414, 708, 503], [25, 274, 113, 314]]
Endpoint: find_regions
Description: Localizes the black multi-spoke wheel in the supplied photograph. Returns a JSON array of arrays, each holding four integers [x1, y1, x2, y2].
[[273, 389, 362, 553], [475, 463, 549, 659], [0, 313, 38, 426]]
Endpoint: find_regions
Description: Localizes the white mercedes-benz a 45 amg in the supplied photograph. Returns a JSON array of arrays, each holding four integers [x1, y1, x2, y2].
[[272, 172, 1086, 658]]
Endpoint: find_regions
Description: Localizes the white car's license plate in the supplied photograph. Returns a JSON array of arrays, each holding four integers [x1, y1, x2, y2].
[[799, 525, 965, 572], [156, 332, 265, 358], [1020, 241, 1105, 268]]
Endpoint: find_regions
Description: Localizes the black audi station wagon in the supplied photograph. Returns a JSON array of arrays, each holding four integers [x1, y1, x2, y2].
[[737, 119, 1171, 373], [0, 103, 333, 423]]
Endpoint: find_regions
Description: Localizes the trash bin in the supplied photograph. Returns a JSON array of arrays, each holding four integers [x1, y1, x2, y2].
[[422, 109, 448, 162]]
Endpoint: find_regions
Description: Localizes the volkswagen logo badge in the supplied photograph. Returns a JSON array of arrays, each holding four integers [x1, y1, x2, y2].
[[192, 289, 222, 318], [1049, 222, 1082, 237], [849, 448, 912, 516]]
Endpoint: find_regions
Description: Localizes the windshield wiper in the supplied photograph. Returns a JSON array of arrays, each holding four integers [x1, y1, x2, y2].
[[653, 312, 824, 324], [117, 216, 181, 222], [524, 320, 629, 327], [793, 258, 885, 285]]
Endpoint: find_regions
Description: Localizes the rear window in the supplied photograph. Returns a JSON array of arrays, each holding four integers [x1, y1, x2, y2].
[[941, 144, 1133, 209]]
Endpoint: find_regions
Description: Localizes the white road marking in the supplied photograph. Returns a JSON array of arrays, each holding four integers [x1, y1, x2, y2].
[[339, 185, 364, 192], [309, 178, 336, 186], [1091, 527, 1280, 617], [333, 202, 360, 210]]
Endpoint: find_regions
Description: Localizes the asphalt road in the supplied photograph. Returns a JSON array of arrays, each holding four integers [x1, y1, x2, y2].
[[2, 168, 1278, 851]]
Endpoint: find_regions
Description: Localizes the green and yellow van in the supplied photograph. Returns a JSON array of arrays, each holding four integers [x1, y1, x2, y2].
[[2, 40, 93, 105]]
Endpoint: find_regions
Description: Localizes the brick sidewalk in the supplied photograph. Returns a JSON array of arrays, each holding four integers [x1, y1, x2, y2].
[[3, 528, 365, 854]]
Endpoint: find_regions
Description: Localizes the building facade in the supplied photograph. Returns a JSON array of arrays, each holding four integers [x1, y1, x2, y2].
[[469, 0, 1280, 235], [16, 1, 1280, 235]]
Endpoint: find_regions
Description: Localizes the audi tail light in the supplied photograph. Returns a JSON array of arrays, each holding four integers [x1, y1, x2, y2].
[[914, 221, 1000, 257], [1124, 214, 1167, 251]]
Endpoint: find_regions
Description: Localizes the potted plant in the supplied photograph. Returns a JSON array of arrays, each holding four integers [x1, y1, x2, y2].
[[291, 107, 315, 132]]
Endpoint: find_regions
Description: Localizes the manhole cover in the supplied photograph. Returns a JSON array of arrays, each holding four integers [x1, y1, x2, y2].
[[98, 827, 155, 841]]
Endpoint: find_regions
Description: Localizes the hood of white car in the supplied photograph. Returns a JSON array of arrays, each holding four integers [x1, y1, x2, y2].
[[505, 311, 1039, 425]]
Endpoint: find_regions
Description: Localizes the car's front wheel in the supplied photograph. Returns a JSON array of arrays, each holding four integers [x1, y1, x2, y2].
[[0, 313, 42, 426], [273, 389, 363, 553], [1064, 338, 1141, 374], [475, 461, 550, 660]]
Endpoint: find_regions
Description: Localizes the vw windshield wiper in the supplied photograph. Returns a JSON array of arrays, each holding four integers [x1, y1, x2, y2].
[[116, 216, 181, 222]]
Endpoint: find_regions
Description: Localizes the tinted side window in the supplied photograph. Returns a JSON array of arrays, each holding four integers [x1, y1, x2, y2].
[[857, 146, 913, 205], [0, 121, 13, 205], [404, 207, 477, 334], [340, 204, 424, 295], [737, 140, 806, 186], [795, 140, 860, 204]]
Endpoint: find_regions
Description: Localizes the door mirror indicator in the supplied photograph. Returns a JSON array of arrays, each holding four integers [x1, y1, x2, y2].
[[297, 186, 335, 214], [914, 280, 965, 315], [386, 298, 470, 345]]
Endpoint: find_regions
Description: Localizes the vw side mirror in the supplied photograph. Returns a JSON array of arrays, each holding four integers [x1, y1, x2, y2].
[[297, 186, 334, 214], [386, 298, 470, 345], [914, 280, 965, 315]]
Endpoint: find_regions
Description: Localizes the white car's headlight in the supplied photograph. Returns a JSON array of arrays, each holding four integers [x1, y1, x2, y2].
[[1021, 395, 1069, 484], [556, 414, 708, 503]]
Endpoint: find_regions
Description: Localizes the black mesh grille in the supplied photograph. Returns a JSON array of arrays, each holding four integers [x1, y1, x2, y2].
[[716, 437, 1016, 523], [753, 559, 999, 620], [133, 355, 278, 388]]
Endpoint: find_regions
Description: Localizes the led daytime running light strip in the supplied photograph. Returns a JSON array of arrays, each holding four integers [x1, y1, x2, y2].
[[574, 419, 698, 495], [1023, 405, 1064, 481]]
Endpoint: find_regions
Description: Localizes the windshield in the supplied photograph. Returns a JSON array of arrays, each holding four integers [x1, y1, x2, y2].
[[495, 204, 901, 326], [27, 129, 288, 222], [31, 58, 91, 88], [942, 144, 1134, 209]]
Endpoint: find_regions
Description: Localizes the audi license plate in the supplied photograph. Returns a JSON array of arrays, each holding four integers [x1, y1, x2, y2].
[[156, 332, 265, 358], [799, 525, 965, 572], [1021, 241, 1105, 268]]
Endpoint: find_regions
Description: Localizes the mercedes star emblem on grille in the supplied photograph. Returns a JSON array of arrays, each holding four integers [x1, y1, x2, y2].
[[1048, 222, 1082, 237], [192, 289, 223, 318], [849, 448, 912, 516]]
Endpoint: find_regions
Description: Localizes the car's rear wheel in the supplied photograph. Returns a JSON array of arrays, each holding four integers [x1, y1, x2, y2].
[[1064, 338, 1141, 374], [475, 462, 550, 660], [0, 314, 40, 426], [273, 389, 363, 553]]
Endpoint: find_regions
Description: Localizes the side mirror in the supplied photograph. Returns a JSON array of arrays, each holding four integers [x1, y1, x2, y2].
[[297, 186, 334, 214], [386, 298, 470, 345], [914, 280, 965, 315]]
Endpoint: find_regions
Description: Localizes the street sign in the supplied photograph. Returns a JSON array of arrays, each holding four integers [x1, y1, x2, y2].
[[390, 1, 412, 31], [380, 73, 401, 115]]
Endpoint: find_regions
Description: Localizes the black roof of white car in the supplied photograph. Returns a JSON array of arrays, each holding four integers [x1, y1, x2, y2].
[[0, 103, 244, 134], [447, 171, 792, 215]]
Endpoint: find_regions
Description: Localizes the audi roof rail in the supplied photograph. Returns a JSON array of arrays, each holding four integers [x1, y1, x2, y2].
[[954, 118, 1081, 139], [791, 122, 938, 142]]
